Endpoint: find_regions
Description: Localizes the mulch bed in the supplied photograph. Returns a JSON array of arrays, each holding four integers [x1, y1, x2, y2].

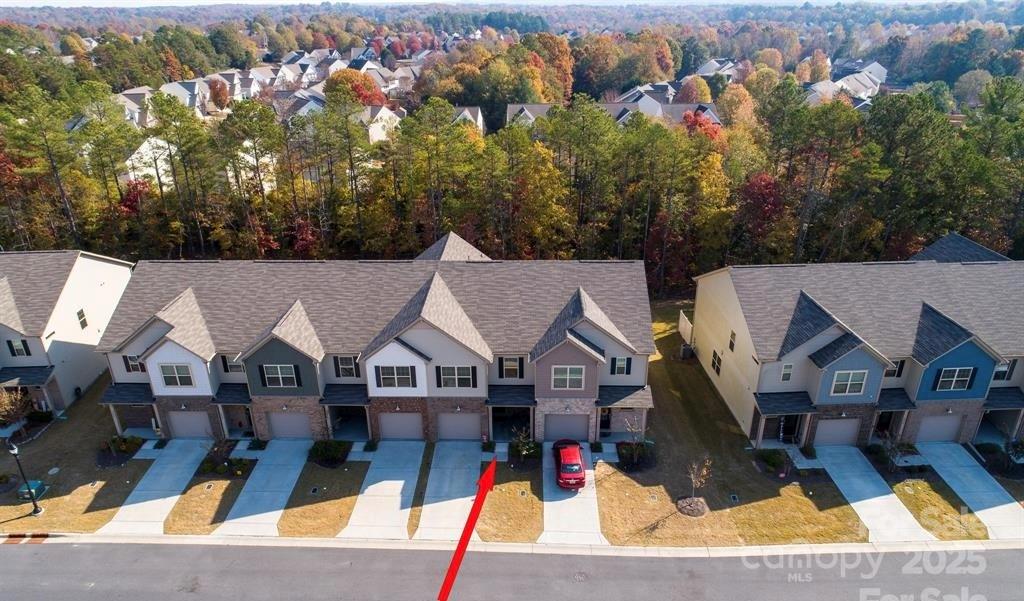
[[5, 421, 49, 445], [676, 496, 709, 517], [507, 455, 541, 472], [615, 442, 657, 473], [95, 450, 135, 468]]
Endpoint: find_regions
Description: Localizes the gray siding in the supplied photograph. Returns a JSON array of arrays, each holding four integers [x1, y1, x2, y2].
[[534, 343, 600, 399], [243, 338, 319, 397]]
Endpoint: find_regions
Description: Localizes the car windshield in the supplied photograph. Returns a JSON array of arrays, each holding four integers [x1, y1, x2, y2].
[[562, 463, 583, 473]]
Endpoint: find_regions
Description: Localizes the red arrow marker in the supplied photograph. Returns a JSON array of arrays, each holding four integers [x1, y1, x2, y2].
[[437, 456, 497, 601]]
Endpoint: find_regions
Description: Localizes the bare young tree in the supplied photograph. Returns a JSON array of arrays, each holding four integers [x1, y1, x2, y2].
[[882, 432, 903, 473], [686, 454, 713, 498]]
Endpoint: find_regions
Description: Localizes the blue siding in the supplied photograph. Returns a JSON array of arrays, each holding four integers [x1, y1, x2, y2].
[[916, 340, 996, 401], [815, 347, 885, 404]]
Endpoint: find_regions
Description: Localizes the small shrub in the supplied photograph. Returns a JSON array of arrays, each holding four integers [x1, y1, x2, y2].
[[248, 439, 267, 451], [25, 410, 53, 424], [109, 435, 144, 455], [1008, 440, 1024, 461], [864, 444, 885, 459], [800, 446, 816, 459], [590, 441, 603, 453], [511, 440, 540, 460], [481, 440, 496, 452], [308, 440, 352, 467], [363, 440, 378, 452], [214, 463, 229, 475], [616, 441, 655, 472], [199, 458, 216, 474], [755, 449, 787, 471]]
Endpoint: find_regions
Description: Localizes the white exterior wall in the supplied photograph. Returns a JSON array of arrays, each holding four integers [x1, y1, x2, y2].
[[691, 270, 761, 436], [365, 340, 427, 397], [0, 326, 47, 368], [401, 322, 488, 398], [882, 357, 911, 389], [903, 360, 925, 402], [107, 320, 172, 383], [572, 321, 649, 386], [759, 326, 848, 406], [990, 356, 1024, 389], [486, 353, 535, 385], [125, 138, 176, 192], [214, 354, 250, 384], [43, 255, 132, 403], [146, 340, 214, 397]]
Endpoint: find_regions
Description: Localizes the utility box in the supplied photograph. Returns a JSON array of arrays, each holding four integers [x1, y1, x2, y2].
[[17, 480, 47, 501]]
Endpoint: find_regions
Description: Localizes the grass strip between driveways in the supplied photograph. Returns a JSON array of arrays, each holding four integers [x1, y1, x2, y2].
[[476, 463, 543, 543], [278, 461, 370, 537], [164, 474, 248, 535], [890, 477, 988, 540], [406, 442, 434, 538]]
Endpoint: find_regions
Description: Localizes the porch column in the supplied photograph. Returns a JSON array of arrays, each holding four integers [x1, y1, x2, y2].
[[754, 414, 766, 449], [109, 405, 123, 435], [151, 405, 163, 434], [896, 410, 910, 441], [324, 406, 333, 438], [798, 413, 811, 447], [486, 406, 492, 442], [217, 405, 229, 439], [364, 406, 372, 441]]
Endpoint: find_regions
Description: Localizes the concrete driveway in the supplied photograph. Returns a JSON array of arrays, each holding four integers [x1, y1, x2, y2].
[[98, 439, 210, 535], [537, 442, 608, 546], [339, 441, 425, 540], [918, 442, 1024, 540], [213, 439, 312, 537], [412, 441, 482, 541], [816, 446, 935, 542]]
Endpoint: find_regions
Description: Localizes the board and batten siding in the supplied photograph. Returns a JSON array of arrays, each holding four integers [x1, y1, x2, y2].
[[915, 339, 997, 402], [242, 337, 320, 397], [364, 339, 428, 398], [533, 343, 600, 399], [487, 354, 535, 385], [146, 339, 214, 397], [401, 322, 488, 398], [106, 321, 172, 384]]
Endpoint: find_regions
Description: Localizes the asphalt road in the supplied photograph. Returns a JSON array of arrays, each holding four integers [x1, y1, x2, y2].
[[1, 543, 1022, 601]]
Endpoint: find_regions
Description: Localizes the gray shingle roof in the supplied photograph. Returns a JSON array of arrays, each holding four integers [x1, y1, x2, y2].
[[723, 261, 1024, 361], [878, 388, 914, 410], [912, 303, 973, 365], [320, 384, 369, 406], [530, 287, 636, 362], [151, 288, 216, 360], [808, 332, 863, 368], [911, 233, 1011, 263], [213, 383, 251, 405], [486, 385, 536, 406], [985, 386, 1024, 409], [240, 299, 325, 361], [597, 385, 653, 408], [415, 232, 492, 261], [98, 259, 655, 360], [778, 291, 837, 358], [100, 382, 154, 405], [754, 391, 817, 416], [0, 277, 25, 334], [0, 251, 81, 336], [0, 365, 53, 387]]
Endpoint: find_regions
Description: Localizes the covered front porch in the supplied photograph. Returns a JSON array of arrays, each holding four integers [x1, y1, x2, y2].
[[322, 384, 370, 441], [751, 392, 816, 449], [486, 385, 535, 442], [213, 383, 254, 439], [100, 382, 161, 439], [976, 386, 1024, 445], [597, 385, 653, 441], [0, 365, 58, 413], [871, 388, 914, 444]]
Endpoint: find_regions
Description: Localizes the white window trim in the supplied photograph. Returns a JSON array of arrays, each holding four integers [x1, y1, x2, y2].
[[380, 365, 413, 388], [126, 355, 144, 373], [992, 360, 1015, 382], [264, 364, 297, 388], [501, 357, 520, 378], [831, 370, 867, 396], [440, 366, 473, 388], [10, 339, 28, 357], [552, 365, 585, 390], [780, 363, 793, 382], [613, 357, 628, 375], [336, 355, 356, 378], [884, 359, 905, 378], [226, 360, 245, 373], [711, 351, 722, 375], [160, 364, 194, 387], [937, 367, 973, 391]]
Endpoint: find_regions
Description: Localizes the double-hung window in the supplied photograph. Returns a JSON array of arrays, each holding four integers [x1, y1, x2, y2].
[[379, 366, 414, 387], [552, 366, 584, 390], [264, 364, 298, 388], [7, 339, 29, 357], [937, 367, 973, 391], [728, 331, 736, 352], [160, 364, 193, 387], [440, 366, 473, 388], [993, 360, 1017, 382], [612, 357, 629, 375], [335, 356, 358, 378], [500, 357, 520, 379], [711, 351, 722, 375], [780, 363, 793, 382], [125, 355, 145, 373], [831, 370, 867, 395], [884, 360, 905, 378], [76, 309, 88, 329]]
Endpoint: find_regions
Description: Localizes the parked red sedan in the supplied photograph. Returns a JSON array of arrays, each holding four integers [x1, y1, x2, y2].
[[552, 439, 586, 490]]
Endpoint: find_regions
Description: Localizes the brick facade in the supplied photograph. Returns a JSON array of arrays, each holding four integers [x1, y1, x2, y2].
[[154, 396, 226, 439], [249, 396, 329, 440], [805, 403, 878, 446], [534, 398, 599, 442], [899, 400, 986, 444], [367, 397, 487, 441], [117, 404, 158, 429]]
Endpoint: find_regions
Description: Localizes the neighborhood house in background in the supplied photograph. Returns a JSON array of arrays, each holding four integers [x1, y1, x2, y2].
[[689, 233, 1023, 450], [97, 233, 654, 444]]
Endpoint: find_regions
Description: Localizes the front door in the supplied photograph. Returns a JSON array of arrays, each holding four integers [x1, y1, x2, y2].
[[599, 408, 611, 431]]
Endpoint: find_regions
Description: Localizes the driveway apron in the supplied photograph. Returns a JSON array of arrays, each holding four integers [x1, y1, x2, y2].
[[917, 442, 1024, 540], [412, 441, 482, 541], [213, 439, 312, 536], [537, 442, 608, 545], [99, 439, 211, 535], [338, 441, 425, 540], [816, 446, 935, 542]]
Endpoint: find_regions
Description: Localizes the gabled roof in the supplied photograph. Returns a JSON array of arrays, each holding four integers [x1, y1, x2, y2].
[[808, 332, 863, 368], [911, 232, 1011, 263], [0, 251, 87, 336], [530, 287, 635, 362], [143, 287, 215, 360], [415, 232, 491, 262], [911, 303, 975, 365], [778, 291, 837, 359], [0, 277, 25, 334], [239, 299, 324, 362], [361, 272, 492, 362]]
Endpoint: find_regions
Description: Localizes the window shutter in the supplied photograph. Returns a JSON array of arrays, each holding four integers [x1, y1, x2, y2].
[[374, 366, 382, 387], [895, 360, 904, 378], [293, 365, 302, 387], [626, 357, 632, 375], [498, 358, 505, 379], [21, 340, 29, 356], [122, 355, 131, 372], [517, 357, 524, 379], [354, 359, 361, 378], [932, 369, 942, 391], [6, 340, 14, 356], [334, 356, 341, 378], [221, 355, 229, 372], [258, 365, 267, 387], [966, 368, 976, 390], [610, 359, 616, 375], [1007, 359, 1018, 380], [471, 366, 477, 388], [409, 366, 417, 387], [436, 365, 442, 387], [140, 360, 146, 373]]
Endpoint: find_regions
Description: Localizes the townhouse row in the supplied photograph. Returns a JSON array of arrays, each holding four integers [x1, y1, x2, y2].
[[689, 233, 1024, 449]]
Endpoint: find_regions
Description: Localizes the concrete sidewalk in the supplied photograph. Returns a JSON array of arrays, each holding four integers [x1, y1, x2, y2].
[[339, 441, 425, 540], [918, 442, 1024, 540], [537, 442, 608, 546], [412, 442, 482, 541], [816, 446, 935, 543], [98, 439, 210, 535], [213, 440, 311, 537]]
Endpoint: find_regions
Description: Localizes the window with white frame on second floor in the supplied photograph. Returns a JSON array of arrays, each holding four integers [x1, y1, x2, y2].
[[552, 366, 584, 390], [6, 339, 29, 357], [831, 370, 867, 395], [936, 367, 973, 391], [263, 364, 298, 388], [334, 355, 359, 378], [611, 356, 631, 375], [439, 366, 475, 388], [124, 355, 145, 373], [220, 355, 244, 373], [884, 359, 905, 378], [993, 359, 1018, 382], [499, 356, 522, 379], [160, 364, 193, 387], [711, 351, 722, 375], [378, 365, 414, 388], [781, 363, 793, 382], [76, 309, 88, 329]]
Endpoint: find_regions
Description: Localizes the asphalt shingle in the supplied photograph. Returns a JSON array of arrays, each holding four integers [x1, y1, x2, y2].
[[0, 251, 81, 336], [911, 233, 1011, 263], [808, 332, 863, 368]]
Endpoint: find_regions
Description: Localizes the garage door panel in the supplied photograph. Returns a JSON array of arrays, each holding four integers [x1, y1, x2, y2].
[[168, 411, 213, 438], [269, 412, 312, 439], [814, 418, 861, 446], [380, 413, 424, 440], [917, 415, 962, 442], [544, 414, 589, 441], [437, 413, 480, 440]]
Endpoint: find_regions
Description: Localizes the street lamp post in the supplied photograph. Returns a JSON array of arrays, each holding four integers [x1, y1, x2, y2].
[[6, 440, 42, 516]]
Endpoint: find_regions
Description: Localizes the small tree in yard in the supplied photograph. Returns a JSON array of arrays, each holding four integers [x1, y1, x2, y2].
[[882, 432, 903, 473], [510, 426, 537, 463], [621, 415, 646, 464], [0, 388, 31, 427], [687, 454, 713, 499]]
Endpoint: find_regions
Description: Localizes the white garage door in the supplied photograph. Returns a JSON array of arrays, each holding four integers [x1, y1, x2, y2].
[[437, 413, 480, 440], [168, 411, 213, 438], [814, 418, 861, 446], [269, 412, 312, 439], [917, 415, 963, 442], [544, 414, 589, 441], [379, 413, 424, 440]]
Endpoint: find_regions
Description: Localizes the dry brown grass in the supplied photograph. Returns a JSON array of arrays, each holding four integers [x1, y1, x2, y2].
[[476, 463, 543, 542], [594, 301, 867, 547], [406, 442, 433, 538], [278, 461, 369, 537], [0, 374, 153, 533], [891, 477, 987, 540], [164, 474, 247, 535]]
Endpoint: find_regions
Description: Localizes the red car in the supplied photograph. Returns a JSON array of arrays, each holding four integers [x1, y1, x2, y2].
[[553, 439, 586, 490]]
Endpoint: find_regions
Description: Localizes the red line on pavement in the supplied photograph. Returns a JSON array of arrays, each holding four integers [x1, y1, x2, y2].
[[437, 457, 496, 601]]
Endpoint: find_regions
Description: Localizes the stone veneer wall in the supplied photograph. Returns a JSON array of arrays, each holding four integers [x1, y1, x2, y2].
[[805, 403, 879, 446], [899, 400, 986, 444], [249, 396, 329, 440], [367, 397, 487, 441], [154, 396, 226, 439], [534, 398, 599, 442]]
